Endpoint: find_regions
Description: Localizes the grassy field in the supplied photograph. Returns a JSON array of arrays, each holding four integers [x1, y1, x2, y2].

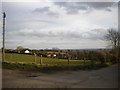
[[5, 53, 91, 65], [3, 53, 109, 71]]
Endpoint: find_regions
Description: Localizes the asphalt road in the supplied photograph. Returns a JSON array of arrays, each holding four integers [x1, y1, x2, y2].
[[2, 64, 118, 88]]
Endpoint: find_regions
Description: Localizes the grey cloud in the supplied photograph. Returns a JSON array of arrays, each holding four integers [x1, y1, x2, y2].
[[55, 2, 89, 14], [67, 4, 88, 14], [85, 2, 114, 9], [105, 8, 112, 12], [54, 2, 115, 14], [55, 2, 88, 10], [67, 28, 105, 41], [6, 28, 107, 49], [33, 7, 50, 13], [7, 28, 105, 41], [33, 7, 59, 17], [82, 29, 106, 40], [7, 29, 82, 39]]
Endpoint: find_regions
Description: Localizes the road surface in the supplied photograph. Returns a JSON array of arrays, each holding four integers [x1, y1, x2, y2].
[[2, 64, 118, 88]]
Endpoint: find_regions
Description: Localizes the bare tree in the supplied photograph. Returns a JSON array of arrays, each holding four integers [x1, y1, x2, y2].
[[105, 28, 119, 48], [105, 28, 120, 62], [16, 46, 25, 53]]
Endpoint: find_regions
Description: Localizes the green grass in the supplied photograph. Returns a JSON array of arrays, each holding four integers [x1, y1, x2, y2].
[[2, 62, 108, 71], [3, 53, 108, 71], [4, 53, 91, 65]]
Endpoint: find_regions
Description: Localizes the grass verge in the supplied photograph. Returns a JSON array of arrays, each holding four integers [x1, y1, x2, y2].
[[2, 62, 109, 72]]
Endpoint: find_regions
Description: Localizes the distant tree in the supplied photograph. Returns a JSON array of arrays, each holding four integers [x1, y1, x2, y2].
[[105, 52, 112, 62], [105, 28, 120, 62], [88, 51, 96, 65], [16, 46, 25, 53], [105, 28, 119, 48], [16, 46, 24, 50], [75, 51, 85, 60], [96, 52, 106, 64], [71, 51, 78, 60]]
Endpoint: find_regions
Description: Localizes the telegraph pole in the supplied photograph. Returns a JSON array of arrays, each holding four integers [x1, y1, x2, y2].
[[2, 12, 6, 62]]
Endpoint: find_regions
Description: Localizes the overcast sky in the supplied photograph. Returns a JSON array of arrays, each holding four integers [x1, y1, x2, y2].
[[1, 0, 118, 49]]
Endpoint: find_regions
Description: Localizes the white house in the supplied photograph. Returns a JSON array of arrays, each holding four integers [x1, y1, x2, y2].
[[25, 50, 30, 53], [53, 54, 56, 57]]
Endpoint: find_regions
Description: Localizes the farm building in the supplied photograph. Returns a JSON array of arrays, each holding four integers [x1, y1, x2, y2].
[[17, 49, 31, 54], [46, 52, 68, 59], [25, 50, 30, 53]]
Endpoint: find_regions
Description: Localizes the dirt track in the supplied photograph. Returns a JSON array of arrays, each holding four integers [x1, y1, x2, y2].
[[2, 64, 118, 88]]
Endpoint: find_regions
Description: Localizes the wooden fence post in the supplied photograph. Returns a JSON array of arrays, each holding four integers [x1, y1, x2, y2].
[[68, 56, 70, 64], [40, 55, 42, 64], [84, 58, 85, 65], [34, 53, 36, 64]]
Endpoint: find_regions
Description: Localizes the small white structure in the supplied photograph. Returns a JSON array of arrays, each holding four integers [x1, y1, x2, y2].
[[25, 50, 30, 53], [53, 54, 56, 57]]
